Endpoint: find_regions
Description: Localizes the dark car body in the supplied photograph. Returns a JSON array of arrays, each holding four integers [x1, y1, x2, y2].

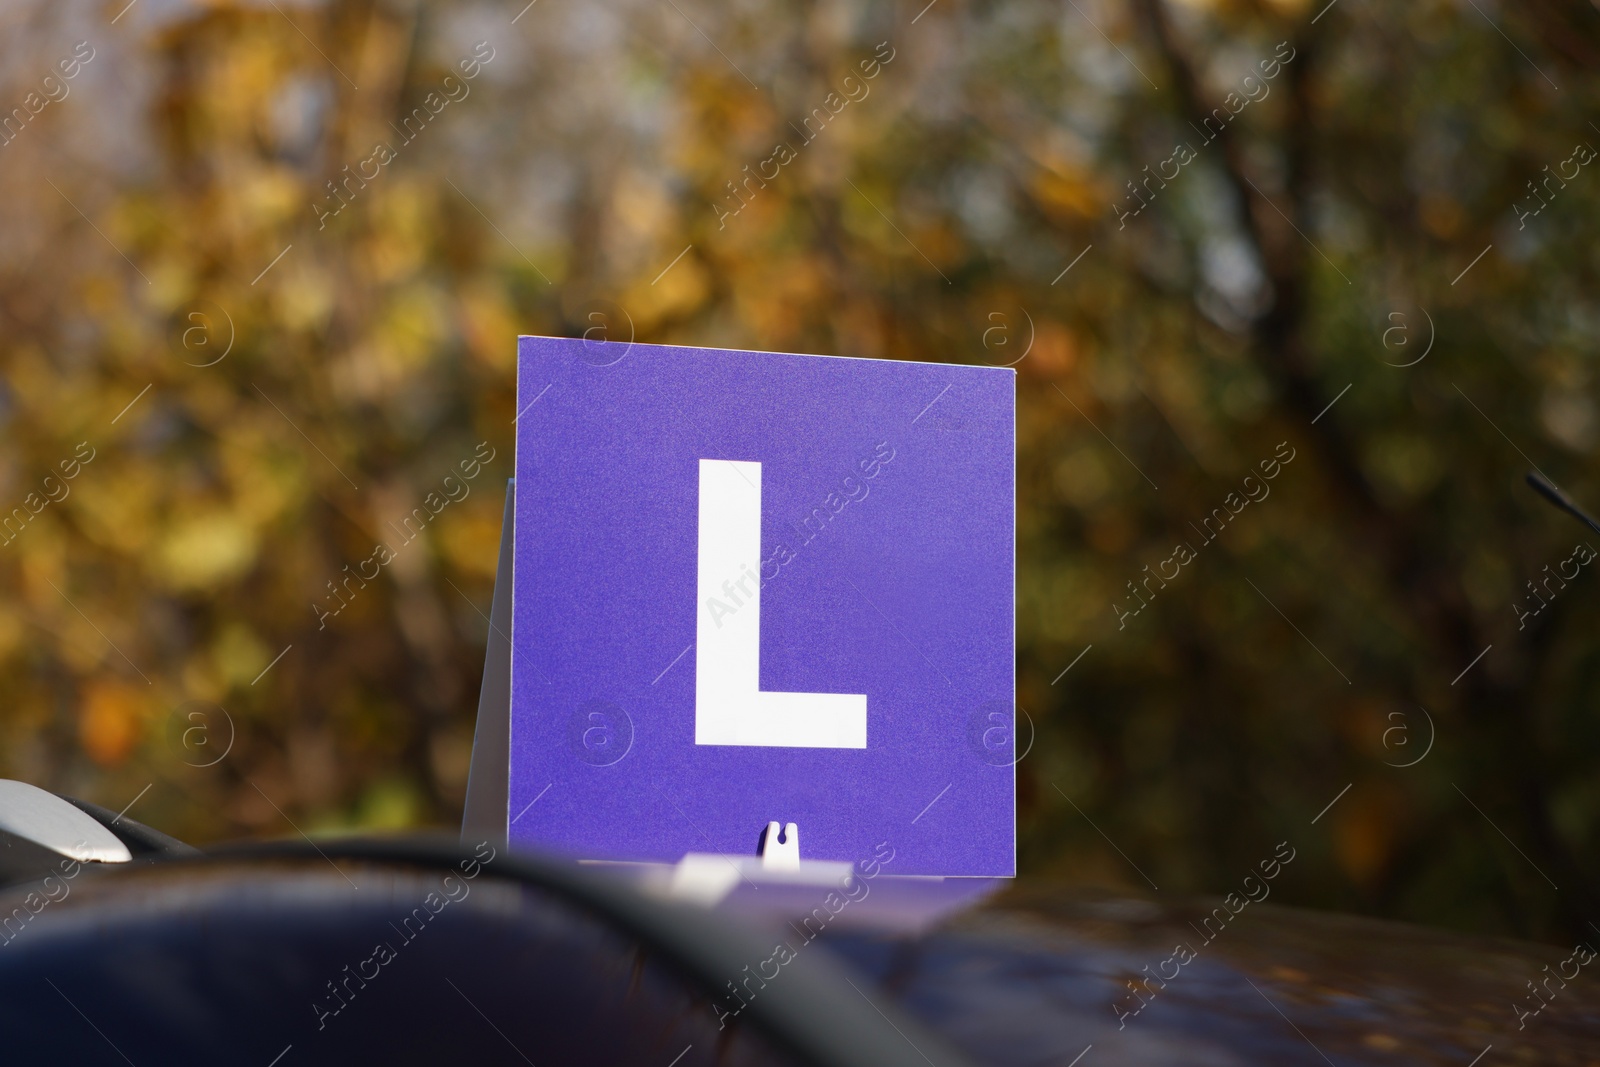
[[3, 826, 1597, 1066]]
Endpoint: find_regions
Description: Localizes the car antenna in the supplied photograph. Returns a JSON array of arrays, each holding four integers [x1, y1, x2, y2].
[[1526, 470, 1600, 538]]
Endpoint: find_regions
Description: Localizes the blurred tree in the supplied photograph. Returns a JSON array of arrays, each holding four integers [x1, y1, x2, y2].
[[0, 0, 1598, 945]]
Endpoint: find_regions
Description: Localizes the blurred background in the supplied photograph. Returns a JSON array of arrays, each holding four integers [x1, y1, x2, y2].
[[2, 0, 1598, 946]]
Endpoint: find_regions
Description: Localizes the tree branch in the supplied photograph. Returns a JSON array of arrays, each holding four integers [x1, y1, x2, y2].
[[1128, 0, 1600, 935]]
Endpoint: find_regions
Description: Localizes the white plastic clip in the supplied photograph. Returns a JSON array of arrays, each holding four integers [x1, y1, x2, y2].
[[759, 821, 800, 870]]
